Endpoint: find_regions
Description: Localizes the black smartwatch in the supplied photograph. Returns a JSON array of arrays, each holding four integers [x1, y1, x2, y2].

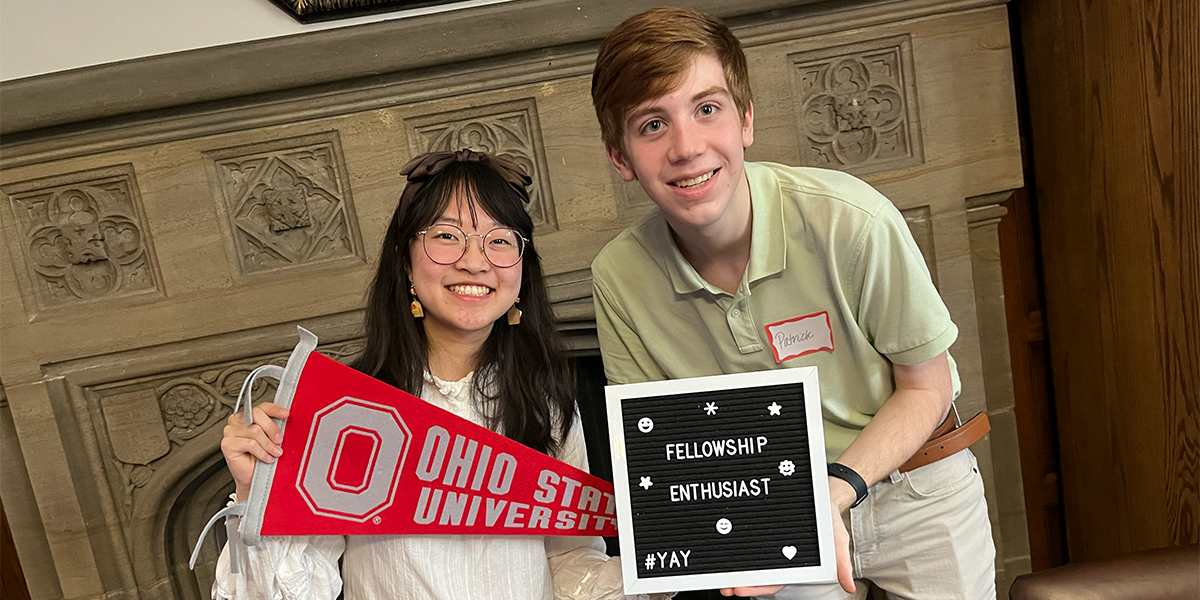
[[827, 462, 869, 509]]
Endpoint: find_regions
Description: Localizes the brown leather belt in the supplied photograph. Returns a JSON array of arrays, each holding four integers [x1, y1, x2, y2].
[[898, 411, 991, 473]]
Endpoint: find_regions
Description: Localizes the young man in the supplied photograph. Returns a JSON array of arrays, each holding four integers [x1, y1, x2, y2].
[[590, 7, 995, 599]]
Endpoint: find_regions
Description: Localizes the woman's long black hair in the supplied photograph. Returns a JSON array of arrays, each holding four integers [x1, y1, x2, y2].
[[351, 158, 576, 457]]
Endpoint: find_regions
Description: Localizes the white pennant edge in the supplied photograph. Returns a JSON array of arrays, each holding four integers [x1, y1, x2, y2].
[[239, 327, 319, 547]]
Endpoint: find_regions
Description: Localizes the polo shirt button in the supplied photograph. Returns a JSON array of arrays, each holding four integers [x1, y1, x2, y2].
[[731, 309, 741, 318]]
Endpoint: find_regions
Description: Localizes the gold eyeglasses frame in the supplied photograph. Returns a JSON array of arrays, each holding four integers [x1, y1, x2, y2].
[[415, 224, 530, 268]]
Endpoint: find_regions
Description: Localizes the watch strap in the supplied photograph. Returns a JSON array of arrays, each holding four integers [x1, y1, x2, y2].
[[827, 462, 869, 508]]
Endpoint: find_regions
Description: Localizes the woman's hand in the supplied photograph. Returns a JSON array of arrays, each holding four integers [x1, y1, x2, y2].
[[220, 402, 290, 500]]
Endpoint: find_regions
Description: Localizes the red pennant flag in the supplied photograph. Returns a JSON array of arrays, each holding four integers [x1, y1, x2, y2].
[[245, 334, 617, 539]]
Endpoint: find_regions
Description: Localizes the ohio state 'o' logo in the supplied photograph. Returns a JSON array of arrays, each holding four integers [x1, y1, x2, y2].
[[296, 397, 411, 522]]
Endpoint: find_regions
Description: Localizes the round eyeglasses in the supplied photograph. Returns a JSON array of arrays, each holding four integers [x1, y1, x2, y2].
[[417, 224, 528, 268]]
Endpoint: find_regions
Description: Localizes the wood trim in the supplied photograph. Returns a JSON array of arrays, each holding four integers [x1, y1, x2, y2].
[[999, 185, 1066, 571]]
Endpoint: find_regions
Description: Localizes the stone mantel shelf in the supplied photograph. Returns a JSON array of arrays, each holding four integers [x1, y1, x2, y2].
[[0, 0, 1007, 137]]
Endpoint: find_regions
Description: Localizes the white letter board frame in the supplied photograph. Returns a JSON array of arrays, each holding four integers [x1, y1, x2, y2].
[[606, 368, 836, 594]]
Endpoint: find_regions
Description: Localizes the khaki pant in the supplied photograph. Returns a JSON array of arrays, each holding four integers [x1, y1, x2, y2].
[[775, 449, 997, 600]]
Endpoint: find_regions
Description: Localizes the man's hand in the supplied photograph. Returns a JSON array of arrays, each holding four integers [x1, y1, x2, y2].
[[816, 351, 954, 594], [829, 496, 855, 593], [719, 479, 856, 596], [827, 476, 857, 594], [719, 353, 953, 597]]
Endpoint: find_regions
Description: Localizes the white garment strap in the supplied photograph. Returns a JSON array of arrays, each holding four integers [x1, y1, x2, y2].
[[189, 502, 246, 570], [238, 327, 318, 548], [188, 363, 285, 572], [235, 364, 285, 426], [191, 327, 319, 568]]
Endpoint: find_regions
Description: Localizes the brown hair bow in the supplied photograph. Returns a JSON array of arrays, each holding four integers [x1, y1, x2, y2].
[[398, 149, 532, 212]]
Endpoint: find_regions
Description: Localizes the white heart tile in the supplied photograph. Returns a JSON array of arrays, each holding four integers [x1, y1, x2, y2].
[[782, 545, 797, 560]]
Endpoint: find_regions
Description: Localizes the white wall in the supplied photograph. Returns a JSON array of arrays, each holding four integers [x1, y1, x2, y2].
[[0, 0, 514, 81]]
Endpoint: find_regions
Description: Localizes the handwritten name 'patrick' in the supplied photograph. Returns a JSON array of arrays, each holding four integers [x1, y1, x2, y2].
[[774, 329, 814, 352]]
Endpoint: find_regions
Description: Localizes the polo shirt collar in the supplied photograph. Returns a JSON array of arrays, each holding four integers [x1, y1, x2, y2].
[[745, 161, 787, 283], [639, 213, 711, 295], [638, 161, 787, 296]]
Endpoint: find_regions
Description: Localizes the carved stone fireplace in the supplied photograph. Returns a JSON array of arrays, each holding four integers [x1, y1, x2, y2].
[[0, 1, 1030, 598]]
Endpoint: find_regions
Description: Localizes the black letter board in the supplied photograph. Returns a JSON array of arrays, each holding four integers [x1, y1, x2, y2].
[[606, 368, 835, 594]]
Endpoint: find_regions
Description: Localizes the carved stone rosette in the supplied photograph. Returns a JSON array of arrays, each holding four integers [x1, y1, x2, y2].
[[1, 164, 163, 314], [206, 132, 365, 277], [790, 35, 924, 175], [405, 98, 557, 231], [89, 339, 365, 521]]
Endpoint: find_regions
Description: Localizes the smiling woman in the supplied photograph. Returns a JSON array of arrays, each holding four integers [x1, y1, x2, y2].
[[211, 149, 648, 599]]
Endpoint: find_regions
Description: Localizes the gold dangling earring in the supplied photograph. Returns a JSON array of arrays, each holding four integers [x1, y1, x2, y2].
[[409, 285, 424, 318], [507, 297, 522, 325]]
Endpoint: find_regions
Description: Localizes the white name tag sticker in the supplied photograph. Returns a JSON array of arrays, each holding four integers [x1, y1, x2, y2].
[[765, 311, 834, 363]]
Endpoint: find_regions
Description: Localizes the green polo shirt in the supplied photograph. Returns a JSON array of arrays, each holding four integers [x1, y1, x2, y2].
[[592, 161, 960, 459]]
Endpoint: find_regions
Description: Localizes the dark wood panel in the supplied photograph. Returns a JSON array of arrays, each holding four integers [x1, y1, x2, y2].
[[1014, 0, 1199, 562], [999, 185, 1067, 571], [1003, 1, 1069, 570], [1166, 0, 1200, 551]]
